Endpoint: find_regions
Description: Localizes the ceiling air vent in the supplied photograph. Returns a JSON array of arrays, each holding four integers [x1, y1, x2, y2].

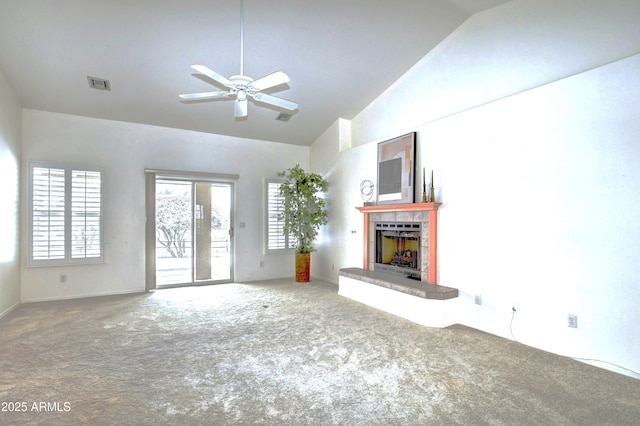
[[276, 113, 292, 122], [87, 76, 110, 91]]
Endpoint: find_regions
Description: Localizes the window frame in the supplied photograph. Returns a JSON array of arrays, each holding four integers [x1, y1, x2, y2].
[[265, 178, 295, 254], [28, 162, 104, 267]]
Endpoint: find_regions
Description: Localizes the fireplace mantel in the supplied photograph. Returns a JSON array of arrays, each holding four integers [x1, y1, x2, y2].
[[356, 202, 441, 284], [356, 202, 441, 214]]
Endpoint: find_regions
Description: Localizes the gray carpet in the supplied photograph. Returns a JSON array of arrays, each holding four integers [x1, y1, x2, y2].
[[1, 278, 639, 425]]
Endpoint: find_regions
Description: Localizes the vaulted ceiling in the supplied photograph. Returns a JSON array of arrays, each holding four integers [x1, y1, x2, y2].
[[0, 0, 510, 146]]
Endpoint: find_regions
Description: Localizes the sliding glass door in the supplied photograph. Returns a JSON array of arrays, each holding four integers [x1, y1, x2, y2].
[[195, 182, 232, 282], [155, 179, 233, 287]]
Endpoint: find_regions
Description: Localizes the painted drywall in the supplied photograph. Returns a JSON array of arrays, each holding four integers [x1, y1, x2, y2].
[[351, 0, 640, 146], [313, 0, 640, 377], [0, 69, 21, 316], [426, 54, 640, 377], [310, 118, 370, 284], [20, 110, 308, 302]]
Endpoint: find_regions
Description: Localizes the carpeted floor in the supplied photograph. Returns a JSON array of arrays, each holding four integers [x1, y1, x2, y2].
[[1, 278, 639, 425]]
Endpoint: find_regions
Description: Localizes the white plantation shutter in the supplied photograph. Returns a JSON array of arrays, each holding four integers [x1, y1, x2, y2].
[[266, 179, 295, 252], [267, 181, 287, 250], [32, 166, 66, 260], [29, 163, 103, 265], [71, 170, 102, 259]]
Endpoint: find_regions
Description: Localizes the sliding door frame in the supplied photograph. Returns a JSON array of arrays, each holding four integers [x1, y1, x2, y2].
[[145, 169, 239, 291]]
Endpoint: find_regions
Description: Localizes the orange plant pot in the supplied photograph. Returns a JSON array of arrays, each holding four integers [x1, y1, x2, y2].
[[295, 252, 311, 283]]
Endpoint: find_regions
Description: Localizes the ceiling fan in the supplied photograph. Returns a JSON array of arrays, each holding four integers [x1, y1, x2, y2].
[[179, 0, 298, 119]]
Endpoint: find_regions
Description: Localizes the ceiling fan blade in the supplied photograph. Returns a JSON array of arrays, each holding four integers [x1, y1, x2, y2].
[[191, 64, 234, 88], [179, 91, 230, 101], [235, 98, 248, 118], [253, 92, 298, 111], [249, 71, 290, 91]]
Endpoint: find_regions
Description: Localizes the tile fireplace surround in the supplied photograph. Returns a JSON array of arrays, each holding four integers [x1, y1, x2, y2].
[[338, 203, 459, 328], [359, 202, 440, 283]]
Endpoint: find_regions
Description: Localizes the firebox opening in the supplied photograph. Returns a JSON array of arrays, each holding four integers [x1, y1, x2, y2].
[[375, 222, 421, 280]]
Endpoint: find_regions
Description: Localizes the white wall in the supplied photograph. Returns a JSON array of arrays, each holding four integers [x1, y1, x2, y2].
[[426, 55, 640, 376], [0, 68, 21, 316], [21, 110, 308, 302], [352, 0, 640, 146], [310, 118, 372, 283], [313, 0, 640, 377]]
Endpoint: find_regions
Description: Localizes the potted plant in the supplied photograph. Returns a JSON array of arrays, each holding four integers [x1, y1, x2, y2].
[[277, 164, 329, 282]]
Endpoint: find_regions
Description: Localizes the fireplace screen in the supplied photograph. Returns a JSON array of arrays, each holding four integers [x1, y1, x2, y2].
[[375, 222, 421, 279]]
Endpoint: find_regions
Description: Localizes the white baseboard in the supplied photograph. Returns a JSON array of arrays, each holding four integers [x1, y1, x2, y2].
[[0, 301, 20, 320], [310, 275, 338, 286], [21, 289, 145, 304]]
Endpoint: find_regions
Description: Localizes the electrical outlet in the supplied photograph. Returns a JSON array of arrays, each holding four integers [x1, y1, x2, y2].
[[568, 314, 578, 328], [60, 274, 67, 283], [259, 260, 264, 268], [474, 294, 482, 305]]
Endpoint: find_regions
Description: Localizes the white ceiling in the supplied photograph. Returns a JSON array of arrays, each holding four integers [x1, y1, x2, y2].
[[0, 0, 510, 146]]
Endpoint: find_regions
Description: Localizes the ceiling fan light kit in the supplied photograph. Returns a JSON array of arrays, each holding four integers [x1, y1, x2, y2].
[[179, 0, 298, 119]]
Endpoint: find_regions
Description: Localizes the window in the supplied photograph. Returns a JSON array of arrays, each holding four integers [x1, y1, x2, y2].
[[266, 179, 294, 252], [29, 163, 103, 266]]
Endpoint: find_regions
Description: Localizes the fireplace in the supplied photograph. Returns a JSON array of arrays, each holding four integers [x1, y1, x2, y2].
[[375, 222, 421, 280], [340, 203, 458, 328], [356, 203, 440, 284]]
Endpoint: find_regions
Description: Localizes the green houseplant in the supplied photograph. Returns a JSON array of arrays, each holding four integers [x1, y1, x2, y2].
[[277, 164, 329, 282]]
